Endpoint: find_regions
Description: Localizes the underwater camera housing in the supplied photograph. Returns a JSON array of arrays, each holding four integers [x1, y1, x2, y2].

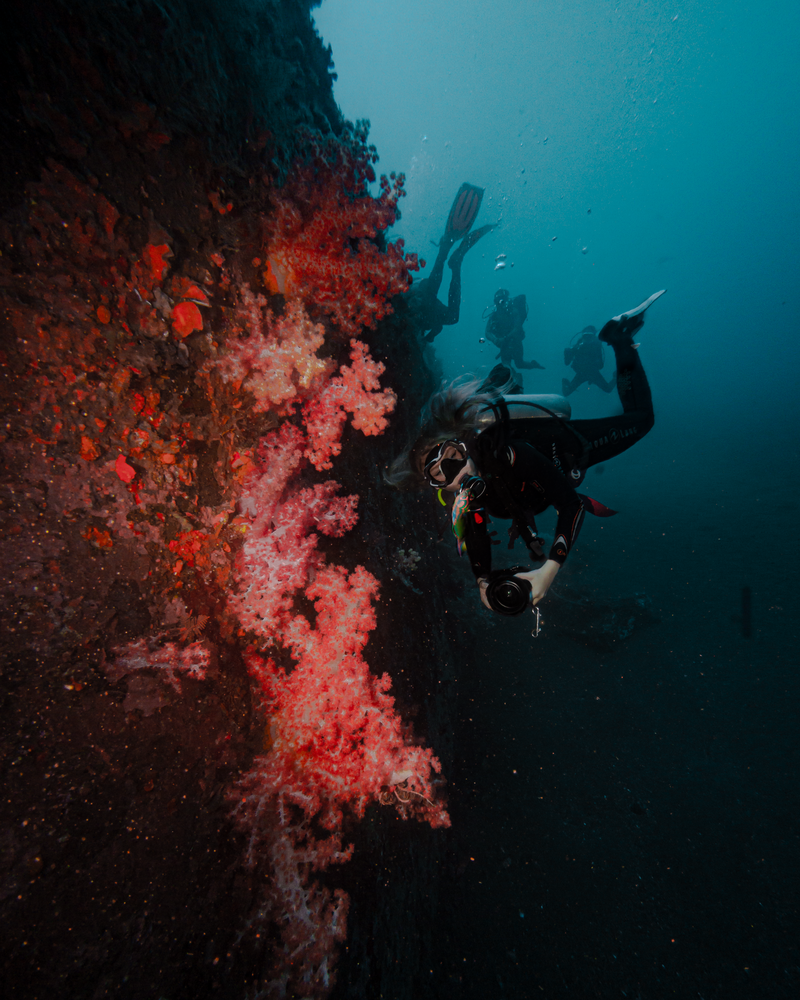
[[485, 567, 532, 616]]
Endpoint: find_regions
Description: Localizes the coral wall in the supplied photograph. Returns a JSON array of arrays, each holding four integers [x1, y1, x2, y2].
[[0, 6, 448, 999]]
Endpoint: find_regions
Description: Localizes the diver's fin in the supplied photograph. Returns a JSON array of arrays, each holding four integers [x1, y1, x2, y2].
[[612, 289, 666, 323], [462, 221, 496, 250], [448, 222, 497, 268], [444, 183, 484, 242]]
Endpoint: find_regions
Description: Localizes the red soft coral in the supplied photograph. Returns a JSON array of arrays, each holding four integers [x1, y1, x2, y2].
[[265, 130, 419, 336], [233, 564, 448, 838], [229, 564, 448, 998]]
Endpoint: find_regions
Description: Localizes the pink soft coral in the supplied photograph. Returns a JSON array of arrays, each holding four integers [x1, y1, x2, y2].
[[228, 425, 359, 641], [303, 339, 397, 470], [106, 637, 211, 691], [229, 563, 448, 999], [208, 294, 328, 411]]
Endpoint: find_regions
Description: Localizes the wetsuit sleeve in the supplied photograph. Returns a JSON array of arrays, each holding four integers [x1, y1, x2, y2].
[[439, 493, 492, 579], [509, 440, 585, 564], [464, 504, 492, 578]]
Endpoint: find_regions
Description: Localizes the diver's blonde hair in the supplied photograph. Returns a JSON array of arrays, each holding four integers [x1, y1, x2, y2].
[[385, 371, 515, 488]]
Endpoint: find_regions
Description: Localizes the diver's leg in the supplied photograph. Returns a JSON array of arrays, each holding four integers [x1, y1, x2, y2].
[[569, 316, 654, 467], [587, 371, 615, 393], [601, 315, 651, 415], [422, 307, 446, 343], [510, 338, 545, 371], [440, 224, 496, 327], [426, 239, 452, 300], [441, 257, 462, 326], [448, 223, 496, 270], [562, 374, 586, 395]]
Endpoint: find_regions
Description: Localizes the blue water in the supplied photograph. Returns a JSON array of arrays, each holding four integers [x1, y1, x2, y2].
[[315, 2, 800, 996]]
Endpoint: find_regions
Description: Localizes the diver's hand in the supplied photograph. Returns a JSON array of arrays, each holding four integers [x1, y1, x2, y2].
[[514, 560, 560, 605], [477, 577, 492, 610]]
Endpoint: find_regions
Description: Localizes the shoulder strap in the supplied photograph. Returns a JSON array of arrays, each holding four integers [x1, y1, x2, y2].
[[475, 430, 545, 561]]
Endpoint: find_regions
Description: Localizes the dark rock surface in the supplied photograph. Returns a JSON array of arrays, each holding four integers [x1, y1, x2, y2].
[[0, 4, 463, 999]]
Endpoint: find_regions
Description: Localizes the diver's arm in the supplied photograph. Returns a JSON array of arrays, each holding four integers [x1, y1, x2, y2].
[[465, 509, 492, 579], [509, 440, 585, 563], [514, 560, 560, 606]]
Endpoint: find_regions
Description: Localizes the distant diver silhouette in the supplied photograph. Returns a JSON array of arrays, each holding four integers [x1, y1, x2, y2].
[[483, 288, 545, 375], [562, 326, 616, 396], [407, 183, 495, 342]]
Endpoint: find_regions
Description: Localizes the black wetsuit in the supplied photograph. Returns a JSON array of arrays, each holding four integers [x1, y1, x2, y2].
[[457, 438, 585, 579], [540, 318, 653, 477], [444, 317, 653, 579], [410, 239, 462, 342]]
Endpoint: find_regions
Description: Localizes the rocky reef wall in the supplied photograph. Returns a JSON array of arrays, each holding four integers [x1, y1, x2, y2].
[[0, 3, 461, 998]]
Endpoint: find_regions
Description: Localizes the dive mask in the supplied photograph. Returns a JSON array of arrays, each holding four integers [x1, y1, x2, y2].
[[423, 439, 469, 489]]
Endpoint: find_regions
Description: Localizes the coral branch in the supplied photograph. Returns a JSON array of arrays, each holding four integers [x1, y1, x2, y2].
[[265, 132, 418, 336], [229, 565, 448, 998], [107, 637, 211, 692], [206, 296, 328, 412], [303, 340, 397, 470]]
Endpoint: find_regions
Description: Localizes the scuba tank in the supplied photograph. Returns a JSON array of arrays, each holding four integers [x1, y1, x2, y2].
[[473, 393, 572, 428]]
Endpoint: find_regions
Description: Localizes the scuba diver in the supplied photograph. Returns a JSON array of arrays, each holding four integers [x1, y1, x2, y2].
[[562, 325, 616, 396], [484, 288, 544, 373], [387, 290, 666, 619], [407, 182, 496, 343]]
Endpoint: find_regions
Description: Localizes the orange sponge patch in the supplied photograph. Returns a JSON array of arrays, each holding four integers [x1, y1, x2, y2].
[[172, 301, 203, 338]]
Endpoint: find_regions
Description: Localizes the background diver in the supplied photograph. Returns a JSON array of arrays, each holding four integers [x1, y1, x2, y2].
[[407, 182, 496, 342], [562, 325, 616, 396], [387, 291, 666, 615], [483, 287, 545, 375]]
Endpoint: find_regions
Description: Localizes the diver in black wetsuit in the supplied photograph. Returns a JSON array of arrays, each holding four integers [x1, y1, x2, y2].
[[484, 288, 544, 373], [407, 183, 495, 342], [562, 325, 615, 396], [386, 291, 665, 613]]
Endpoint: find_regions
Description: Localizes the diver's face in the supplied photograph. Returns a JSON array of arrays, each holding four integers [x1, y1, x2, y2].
[[443, 457, 477, 492], [423, 440, 475, 490], [425, 444, 477, 492], [425, 442, 464, 483]]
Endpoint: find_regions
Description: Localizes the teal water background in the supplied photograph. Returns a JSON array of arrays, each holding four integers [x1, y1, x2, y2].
[[316, 0, 799, 629]]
